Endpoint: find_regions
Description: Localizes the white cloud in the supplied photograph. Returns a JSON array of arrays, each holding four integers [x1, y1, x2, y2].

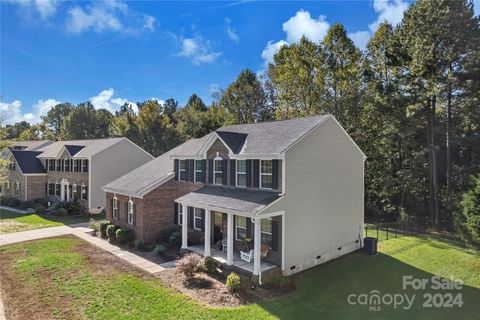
[[474, 0, 480, 16], [225, 17, 239, 43], [89, 88, 138, 113], [0, 98, 60, 125], [369, 0, 409, 33], [282, 10, 330, 43], [349, 31, 371, 51], [261, 40, 288, 67], [143, 15, 156, 32], [177, 36, 222, 65], [6, 0, 61, 20]]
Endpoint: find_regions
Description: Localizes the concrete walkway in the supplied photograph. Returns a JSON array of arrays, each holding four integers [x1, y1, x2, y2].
[[0, 206, 27, 214]]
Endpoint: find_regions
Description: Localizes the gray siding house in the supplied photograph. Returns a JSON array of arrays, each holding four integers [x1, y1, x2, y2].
[[103, 115, 365, 282]]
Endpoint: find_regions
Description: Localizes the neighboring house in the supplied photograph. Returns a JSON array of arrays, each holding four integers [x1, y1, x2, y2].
[[2, 138, 153, 210], [103, 115, 365, 282]]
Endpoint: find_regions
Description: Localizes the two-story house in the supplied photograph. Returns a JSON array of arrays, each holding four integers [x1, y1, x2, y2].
[[103, 115, 365, 282], [3, 138, 153, 210]]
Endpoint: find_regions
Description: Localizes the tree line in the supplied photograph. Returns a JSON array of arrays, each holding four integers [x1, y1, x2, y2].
[[3, 0, 479, 245]]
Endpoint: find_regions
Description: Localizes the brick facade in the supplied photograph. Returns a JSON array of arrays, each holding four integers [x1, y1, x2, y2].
[[26, 175, 47, 200], [3, 167, 26, 200]]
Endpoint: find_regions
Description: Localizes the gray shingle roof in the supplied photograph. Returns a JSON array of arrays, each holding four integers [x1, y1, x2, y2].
[[11, 150, 46, 174], [1, 140, 53, 159], [102, 135, 211, 196], [37, 138, 126, 158], [175, 186, 281, 214]]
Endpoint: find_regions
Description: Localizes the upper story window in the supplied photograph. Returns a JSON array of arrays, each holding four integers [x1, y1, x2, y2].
[[64, 158, 71, 172], [194, 160, 203, 183], [112, 196, 119, 219], [82, 160, 89, 172], [48, 159, 55, 171], [179, 160, 187, 181], [260, 160, 273, 189], [236, 160, 247, 188], [56, 159, 62, 171], [127, 200, 134, 225], [214, 158, 223, 185]]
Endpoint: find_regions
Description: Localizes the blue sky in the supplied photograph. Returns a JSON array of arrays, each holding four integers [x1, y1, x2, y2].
[[1, 0, 478, 124]]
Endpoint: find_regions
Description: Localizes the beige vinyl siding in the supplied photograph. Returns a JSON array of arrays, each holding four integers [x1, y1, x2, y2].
[[262, 117, 364, 275], [90, 139, 153, 208]]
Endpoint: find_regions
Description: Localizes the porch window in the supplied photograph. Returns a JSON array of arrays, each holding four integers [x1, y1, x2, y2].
[[194, 160, 203, 183], [235, 216, 247, 241], [236, 160, 247, 187], [261, 219, 273, 248], [112, 197, 118, 219], [260, 160, 273, 189], [82, 160, 89, 172], [177, 203, 183, 225], [179, 160, 187, 181], [214, 159, 223, 185], [194, 208, 202, 230], [64, 158, 71, 172], [15, 181, 20, 196], [127, 200, 134, 225]]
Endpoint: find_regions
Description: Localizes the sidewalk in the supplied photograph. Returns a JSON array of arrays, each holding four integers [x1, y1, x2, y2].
[[0, 206, 27, 214]]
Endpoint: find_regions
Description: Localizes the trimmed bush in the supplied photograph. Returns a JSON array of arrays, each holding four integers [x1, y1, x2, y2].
[[56, 208, 68, 216], [116, 228, 134, 244], [134, 239, 145, 251], [99, 221, 111, 238], [177, 253, 204, 280], [168, 231, 182, 247], [274, 275, 290, 288], [106, 224, 119, 240], [68, 198, 82, 216], [226, 272, 241, 293], [20, 201, 34, 210], [33, 198, 49, 207], [89, 219, 99, 231], [203, 256, 219, 274], [153, 243, 167, 256], [157, 226, 181, 243], [0, 197, 11, 206], [8, 198, 21, 208], [35, 205, 47, 214]]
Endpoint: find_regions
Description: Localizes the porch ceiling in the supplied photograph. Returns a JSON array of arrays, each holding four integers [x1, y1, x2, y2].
[[175, 186, 281, 215]]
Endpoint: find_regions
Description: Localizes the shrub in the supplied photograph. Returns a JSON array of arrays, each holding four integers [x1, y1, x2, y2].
[[35, 205, 47, 214], [56, 208, 68, 216], [177, 253, 204, 280], [0, 197, 11, 206], [106, 224, 119, 240], [134, 239, 145, 251], [68, 198, 83, 216], [33, 198, 49, 207], [168, 231, 182, 247], [8, 198, 21, 208], [20, 201, 34, 210], [153, 243, 167, 256], [116, 228, 134, 244], [226, 272, 241, 293], [203, 257, 219, 274], [216, 240, 223, 250], [455, 175, 480, 247], [157, 225, 181, 243], [99, 221, 111, 238], [89, 219, 99, 231], [274, 275, 290, 288]]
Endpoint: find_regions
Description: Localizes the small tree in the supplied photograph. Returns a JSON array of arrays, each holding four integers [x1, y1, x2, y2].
[[226, 272, 241, 293], [455, 176, 480, 247]]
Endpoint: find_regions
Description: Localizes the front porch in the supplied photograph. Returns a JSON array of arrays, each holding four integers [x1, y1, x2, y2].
[[189, 244, 277, 273]]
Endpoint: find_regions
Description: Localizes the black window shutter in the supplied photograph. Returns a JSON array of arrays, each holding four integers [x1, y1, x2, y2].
[[174, 203, 178, 224], [230, 160, 236, 186], [253, 160, 260, 188], [174, 159, 179, 180], [45, 159, 49, 171], [222, 159, 228, 185], [45, 183, 47, 195], [208, 159, 214, 184], [272, 159, 279, 190], [246, 160, 252, 187], [111, 198, 114, 217], [188, 207, 194, 228], [61, 159, 64, 172], [200, 209, 205, 232], [201, 160, 206, 183], [272, 220, 279, 251], [246, 218, 252, 239]]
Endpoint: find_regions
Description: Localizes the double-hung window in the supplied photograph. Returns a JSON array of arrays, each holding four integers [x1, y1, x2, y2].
[[81, 185, 88, 200], [194, 160, 203, 183], [260, 160, 273, 189], [55, 183, 61, 196], [179, 160, 187, 181], [127, 200, 134, 225], [214, 159, 223, 185], [48, 159, 55, 171], [261, 219, 273, 248], [236, 160, 247, 187], [235, 216, 247, 241], [64, 158, 70, 172], [194, 208, 203, 230], [112, 197, 119, 219], [56, 160, 62, 171], [15, 181, 20, 196], [82, 160, 88, 172], [177, 204, 183, 225]]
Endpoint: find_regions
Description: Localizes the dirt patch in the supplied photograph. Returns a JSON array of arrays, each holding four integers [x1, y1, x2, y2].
[[0, 220, 36, 234]]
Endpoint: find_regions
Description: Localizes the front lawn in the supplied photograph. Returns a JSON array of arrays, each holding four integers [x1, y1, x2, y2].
[[0, 208, 104, 234], [0, 235, 478, 319]]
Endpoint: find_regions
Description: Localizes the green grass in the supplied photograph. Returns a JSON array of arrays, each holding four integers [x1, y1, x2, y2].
[[0, 208, 104, 234], [0, 235, 479, 319]]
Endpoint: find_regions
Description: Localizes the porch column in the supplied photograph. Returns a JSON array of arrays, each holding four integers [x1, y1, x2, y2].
[[181, 204, 188, 249], [204, 209, 211, 257], [66, 183, 70, 202], [227, 213, 234, 265], [253, 217, 261, 276], [60, 180, 65, 201]]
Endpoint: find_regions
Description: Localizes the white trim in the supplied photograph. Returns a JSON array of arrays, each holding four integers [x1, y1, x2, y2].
[[24, 176, 28, 201], [178, 203, 183, 225], [230, 153, 283, 160], [281, 158, 286, 195], [281, 212, 286, 272], [179, 159, 187, 182], [103, 173, 176, 198], [112, 195, 119, 220], [23, 173, 47, 176], [213, 158, 223, 185], [198, 132, 234, 157], [235, 215, 247, 241], [127, 199, 134, 225], [87, 156, 92, 209]]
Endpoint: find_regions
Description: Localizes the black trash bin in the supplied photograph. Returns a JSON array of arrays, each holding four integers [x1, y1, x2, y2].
[[364, 237, 377, 255]]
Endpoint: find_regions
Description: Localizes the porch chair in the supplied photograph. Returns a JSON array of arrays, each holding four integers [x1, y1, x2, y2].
[[240, 244, 269, 262]]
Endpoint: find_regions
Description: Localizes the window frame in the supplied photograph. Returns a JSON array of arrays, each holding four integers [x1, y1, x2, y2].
[[236, 160, 247, 188], [112, 196, 119, 220], [81, 185, 87, 200], [193, 208, 203, 231], [194, 160, 203, 183], [235, 216, 247, 241], [260, 160, 273, 189], [127, 200, 134, 225], [64, 158, 70, 172], [48, 159, 55, 171], [56, 160, 62, 171], [213, 158, 223, 185], [179, 160, 187, 182]]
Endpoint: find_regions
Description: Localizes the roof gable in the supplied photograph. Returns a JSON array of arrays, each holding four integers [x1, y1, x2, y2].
[[215, 131, 247, 154]]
